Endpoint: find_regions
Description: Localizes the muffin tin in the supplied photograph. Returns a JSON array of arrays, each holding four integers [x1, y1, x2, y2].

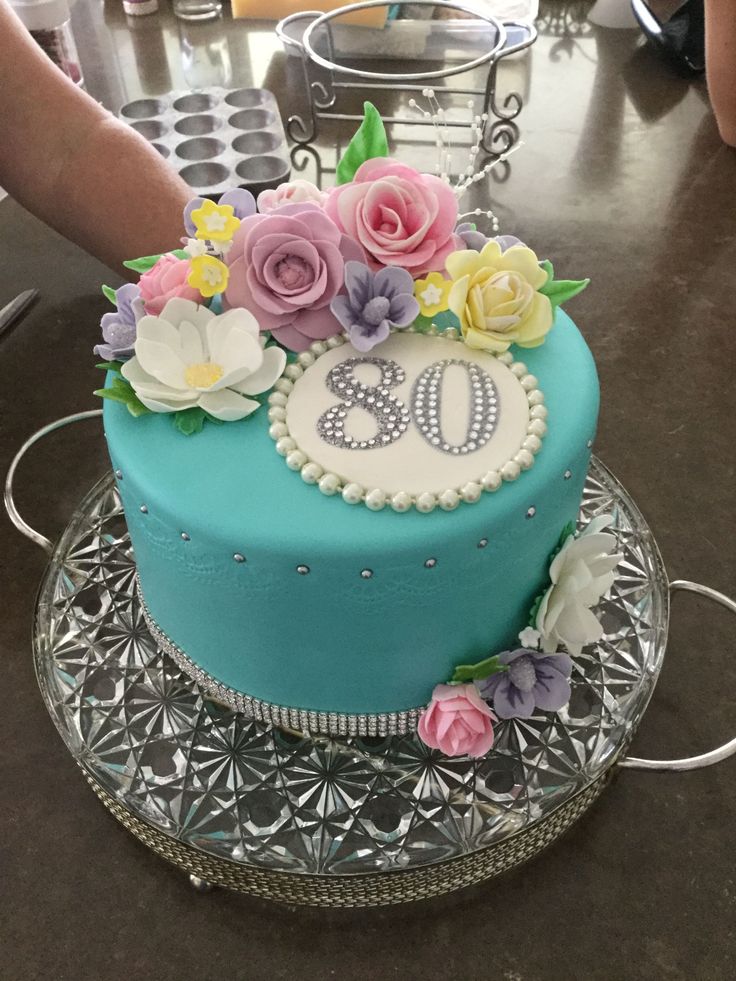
[[119, 88, 290, 199]]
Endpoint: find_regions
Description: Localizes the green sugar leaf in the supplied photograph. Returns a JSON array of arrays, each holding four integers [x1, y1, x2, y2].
[[94, 376, 151, 417], [528, 591, 545, 628], [336, 101, 388, 186], [122, 253, 162, 273], [451, 655, 507, 684], [123, 249, 189, 273], [539, 277, 589, 310], [539, 259, 554, 284], [95, 361, 124, 373], [94, 386, 129, 406], [125, 394, 153, 417], [174, 406, 207, 436], [102, 284, 117, 306], [412, 314, 435, 334]]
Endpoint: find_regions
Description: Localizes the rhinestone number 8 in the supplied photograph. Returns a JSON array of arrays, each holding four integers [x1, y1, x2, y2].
[[317, 357, 411, 450], [318, 356, 499, 455]]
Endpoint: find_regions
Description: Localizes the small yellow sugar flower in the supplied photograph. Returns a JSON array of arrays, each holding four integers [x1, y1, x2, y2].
[[190, 199, 240, 243], [414, 271, 452, 318], [187, 255, 229, 297]]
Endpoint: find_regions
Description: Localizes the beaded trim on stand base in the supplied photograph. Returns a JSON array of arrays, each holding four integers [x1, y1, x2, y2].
[[136, 579, 426, 737]]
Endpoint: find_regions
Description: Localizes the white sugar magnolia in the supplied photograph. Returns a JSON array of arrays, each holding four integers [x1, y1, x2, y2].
[[535, 515, 623, 656], [121, 298, 286, 421]]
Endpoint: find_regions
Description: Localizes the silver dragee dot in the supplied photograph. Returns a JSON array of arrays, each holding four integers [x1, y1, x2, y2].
[[114, 469, 123, 479], [477, 538, 489, 548], [296, 565, 310, 575], [233, 553, 246, 563], [360, 569, 373, 579], [564, 469, 572, 480], [424, 558, 437, 568], [181, 532, 190, 541], [526, 507, 536, 519], [139, 505, 148, 514]]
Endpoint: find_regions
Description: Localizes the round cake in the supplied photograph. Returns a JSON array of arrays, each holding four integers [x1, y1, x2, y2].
[[104, 310, 598, 728], [94, 106, 619, 752]]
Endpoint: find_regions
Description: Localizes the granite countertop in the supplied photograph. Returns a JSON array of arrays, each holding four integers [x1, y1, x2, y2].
[[1, 2, 734, 978]]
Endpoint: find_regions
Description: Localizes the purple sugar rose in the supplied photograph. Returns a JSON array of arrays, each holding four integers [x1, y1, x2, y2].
[[222, 201, 365, 352], [478, 648, 572, 720], [93, 282, 145, 361], [183, 188, 257, 237], [330, 262, 419, 352]]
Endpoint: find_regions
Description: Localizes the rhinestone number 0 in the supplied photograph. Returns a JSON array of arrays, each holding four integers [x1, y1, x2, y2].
[[412, 359, 498, 456], [317, 356, 499, 455], [317, 357, 411, 450]]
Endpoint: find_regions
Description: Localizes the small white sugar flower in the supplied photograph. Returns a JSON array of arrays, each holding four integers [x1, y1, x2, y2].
[[183, 238, 208, 258], [518, 626, 541, 650]]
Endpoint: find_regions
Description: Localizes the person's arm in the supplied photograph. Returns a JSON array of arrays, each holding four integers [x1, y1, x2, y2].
[[705, 0, 736, 147], [0, 0, 192, 273]]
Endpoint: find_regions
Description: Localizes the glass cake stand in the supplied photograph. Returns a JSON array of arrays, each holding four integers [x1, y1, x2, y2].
[[6, 412, 736, 907]]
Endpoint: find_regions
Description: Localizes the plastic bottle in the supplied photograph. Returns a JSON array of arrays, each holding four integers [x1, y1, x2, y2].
[[10, 0, 83, 85]]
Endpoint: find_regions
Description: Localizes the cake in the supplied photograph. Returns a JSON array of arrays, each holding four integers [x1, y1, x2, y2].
[[95, 105, 620, 757]]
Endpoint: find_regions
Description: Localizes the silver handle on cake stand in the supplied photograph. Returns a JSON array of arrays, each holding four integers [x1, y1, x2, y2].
[[4, 409, 103, 555], [619, 579, 736, 772]]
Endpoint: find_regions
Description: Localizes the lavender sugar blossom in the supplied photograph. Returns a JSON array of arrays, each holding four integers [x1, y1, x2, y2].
[[455, 223, 525, 254], [478, 648, 572, 720], [330, 261, 419, 352], [183, 188, 257, 237], [94, 283, 145, 361]]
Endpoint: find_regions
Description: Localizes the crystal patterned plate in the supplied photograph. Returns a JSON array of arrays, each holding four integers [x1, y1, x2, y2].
[[33, 458, 668, 898]]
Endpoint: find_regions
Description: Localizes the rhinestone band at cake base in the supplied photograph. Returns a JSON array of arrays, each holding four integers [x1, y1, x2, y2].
[[137, 582, 425, 738], [33, 457, 668, 907]]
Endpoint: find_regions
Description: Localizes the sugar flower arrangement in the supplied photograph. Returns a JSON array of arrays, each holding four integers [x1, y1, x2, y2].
[[94, 102, 588, 434], [419, 515, 622, 758]]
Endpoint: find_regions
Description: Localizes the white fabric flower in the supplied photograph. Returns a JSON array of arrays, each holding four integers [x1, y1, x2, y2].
[[121, 297, 286, 421], [535, 515, 623, 656]]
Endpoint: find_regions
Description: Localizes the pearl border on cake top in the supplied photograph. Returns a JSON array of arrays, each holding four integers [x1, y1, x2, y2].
[[267, 327, 549, 514]]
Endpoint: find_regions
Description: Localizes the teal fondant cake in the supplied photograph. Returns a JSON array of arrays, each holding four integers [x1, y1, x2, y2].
[[95, 105, 620, 756]]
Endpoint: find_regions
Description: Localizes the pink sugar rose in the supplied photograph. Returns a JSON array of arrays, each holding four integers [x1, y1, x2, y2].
[[138, 254, 201, 316], [324, 157, 461, 275], [418, 684, 496, 758], [223, 201, 364, 351], [258, 179, 328, 213]]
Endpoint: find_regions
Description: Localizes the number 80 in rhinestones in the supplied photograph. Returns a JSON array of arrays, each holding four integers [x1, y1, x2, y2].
[[317, 356, 499, 457]]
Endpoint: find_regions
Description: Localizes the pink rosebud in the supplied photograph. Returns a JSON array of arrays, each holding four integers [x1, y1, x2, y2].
[[324, 157, 461, 275], [418, 684, 495, 758], [258, 179, 328, 214], [138, 254, 201, 316]]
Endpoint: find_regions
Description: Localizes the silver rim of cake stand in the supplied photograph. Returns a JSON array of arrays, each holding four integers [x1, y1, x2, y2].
[[7, 416, 736, 905]]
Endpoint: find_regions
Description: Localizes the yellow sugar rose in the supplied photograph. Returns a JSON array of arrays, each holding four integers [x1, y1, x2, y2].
[[447, 241, 553, 353]]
